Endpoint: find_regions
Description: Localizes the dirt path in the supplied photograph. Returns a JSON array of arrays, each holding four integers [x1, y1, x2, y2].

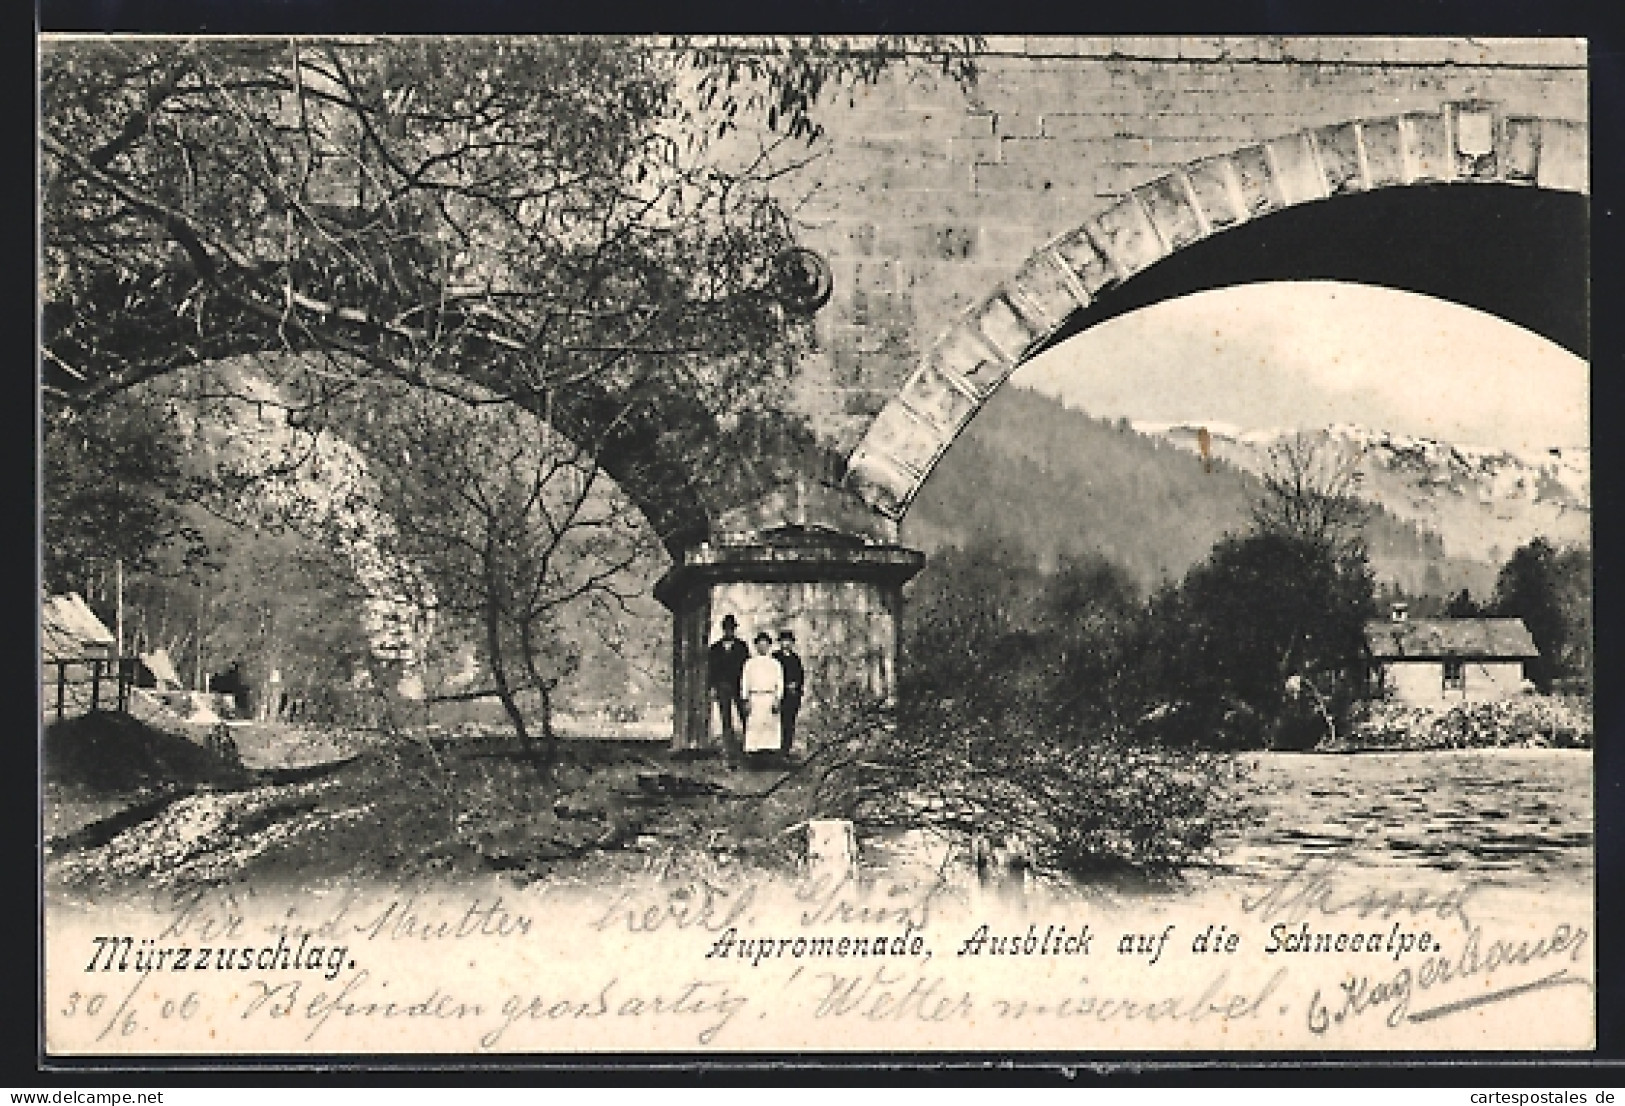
[[46, 735, 808, 897]]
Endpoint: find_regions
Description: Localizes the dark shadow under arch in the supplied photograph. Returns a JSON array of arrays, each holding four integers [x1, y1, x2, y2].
[[1034, 184, 1589, 362]]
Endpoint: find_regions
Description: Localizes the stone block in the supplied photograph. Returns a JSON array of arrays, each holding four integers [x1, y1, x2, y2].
[[1536, 119, 1588, 193], [976, 224, 1055, 266], [1092, 194, 1166, 278], [999, 136, 1112, 169], [1185, 156, 1246, 229], [973, 160, 1058, 194], [1146, 60, 1254, 94], [844, 300, 914, 348], [947, 136, 1001, 164], [1228, 144, 1285, 217], [841, 223, 879, 257], [1106, 134, 1255, 165], [1110, 36, 1185, 60], [1318, 38, 1428, 65], [1436, 37, 1584, 68], [865, 400, 947, 477], [1007, 249, 1089, 328], [1531, 84, 1589, 124], [914, 260, 1020, 308], [993, 112, 1045, 138], [1177, 37, 1235, 61], [1359, 117, 1406, 187], [974, 292, 1044, 362], [898, 361, 979, 436], [845, 448, 912, 518], [1048, 89, 1159, 117], [1092, 163, 1184, 198], [1137, 173, 1206, 249], [1052, 225, 1119, 297], [1182, 87, 1304, 118], [1314, 121, 1367, 194], [1267, 132, 1330, 205], [1275, 37, 1326, 63], [1040, 113, 1132, 141], [868, 157, 971, 192], [1502, 116, 1541, 184], [835, 107, 996, 141], [1402, 111, 1452, 182], [981, 63, 1119, 104], [928, 322, 1010, 398], [1022, 36, 1076, 57], [1114, 111, 1279, 141]]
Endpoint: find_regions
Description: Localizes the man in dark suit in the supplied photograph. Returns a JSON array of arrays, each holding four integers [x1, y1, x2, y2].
[[775, 629, 805, 757], [706, 614, 749, 764]]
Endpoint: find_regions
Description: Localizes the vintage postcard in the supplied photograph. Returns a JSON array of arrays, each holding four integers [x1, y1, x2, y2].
[[39, 35, 1592, 1057]]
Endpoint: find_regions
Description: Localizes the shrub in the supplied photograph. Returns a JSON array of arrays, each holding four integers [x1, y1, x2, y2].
[[1339, 694, 1592, 750], [779, 691, 1251, 881]]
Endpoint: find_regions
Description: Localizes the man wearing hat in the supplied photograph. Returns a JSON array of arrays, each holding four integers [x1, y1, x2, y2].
[[706, 614, 749, 764], [775, 629, 805, 757]]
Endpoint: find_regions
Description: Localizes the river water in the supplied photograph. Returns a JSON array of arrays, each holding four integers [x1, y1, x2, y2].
[[1214, 748, 1593, 897], [874, 748, 1594, 915]]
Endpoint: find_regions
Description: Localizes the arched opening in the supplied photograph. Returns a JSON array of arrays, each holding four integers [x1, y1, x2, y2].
[[44, 353, 680, 737], [906, 281, 1588, 594], [843, 108, 1589, 523]]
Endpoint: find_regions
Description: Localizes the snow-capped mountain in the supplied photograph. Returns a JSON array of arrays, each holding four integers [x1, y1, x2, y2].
[[1131, 420, 1590, 564]]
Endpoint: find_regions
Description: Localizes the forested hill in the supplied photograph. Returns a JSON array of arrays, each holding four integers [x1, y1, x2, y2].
[[901, 385, 1496, 598]]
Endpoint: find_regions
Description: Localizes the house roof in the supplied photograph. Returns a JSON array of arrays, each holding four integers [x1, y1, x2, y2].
[[1364, 617, 1540, 660], [139, 647, 182, 689], [42, 592, 117, 663]]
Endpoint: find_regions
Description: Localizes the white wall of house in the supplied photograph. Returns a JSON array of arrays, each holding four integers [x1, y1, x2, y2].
[[1383, 659, 1528, 704]]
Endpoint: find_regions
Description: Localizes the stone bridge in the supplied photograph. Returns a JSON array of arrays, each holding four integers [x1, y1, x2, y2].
[[657, 36, 1590, 751]]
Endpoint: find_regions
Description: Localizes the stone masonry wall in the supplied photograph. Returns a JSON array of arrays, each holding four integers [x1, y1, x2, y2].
[[772, 36, 1587, 470]]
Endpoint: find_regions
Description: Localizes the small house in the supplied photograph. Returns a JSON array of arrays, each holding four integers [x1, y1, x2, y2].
[[42, 592, 122, 718], [42, 592, 116, 665], [1364, 605, 1539, 705]]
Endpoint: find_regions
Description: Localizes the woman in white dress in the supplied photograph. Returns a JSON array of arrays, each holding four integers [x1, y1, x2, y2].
[[741, 632, 784, 757]]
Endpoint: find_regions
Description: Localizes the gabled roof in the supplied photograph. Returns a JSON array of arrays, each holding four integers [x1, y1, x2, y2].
[[139, 647, 182, 689], [42, 592, 117, 663], [1364, 617, 1540, 660]]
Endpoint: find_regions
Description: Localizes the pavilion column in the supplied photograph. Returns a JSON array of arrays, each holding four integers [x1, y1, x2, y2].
[[655, 535, 925, 755]]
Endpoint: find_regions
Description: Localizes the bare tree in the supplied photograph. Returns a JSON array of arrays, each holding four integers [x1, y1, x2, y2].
[[1251, 432, 1371, 556], [329, 381, 661, 762]]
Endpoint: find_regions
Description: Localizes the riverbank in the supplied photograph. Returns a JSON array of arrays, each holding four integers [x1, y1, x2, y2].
[[44, 712, 1593, 906], [1327, 695, 1591, 752]]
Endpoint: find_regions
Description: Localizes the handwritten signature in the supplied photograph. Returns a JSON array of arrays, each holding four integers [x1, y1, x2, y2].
[[1306, 920, 1591, 1034]]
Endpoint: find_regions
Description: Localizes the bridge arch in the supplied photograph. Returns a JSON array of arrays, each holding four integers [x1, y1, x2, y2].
[[841, 101, 1588, 521]]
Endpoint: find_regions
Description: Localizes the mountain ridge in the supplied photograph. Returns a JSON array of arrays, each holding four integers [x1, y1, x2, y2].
[[1128, 419, 1589, 565], [902, 386, 1509, 599]]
